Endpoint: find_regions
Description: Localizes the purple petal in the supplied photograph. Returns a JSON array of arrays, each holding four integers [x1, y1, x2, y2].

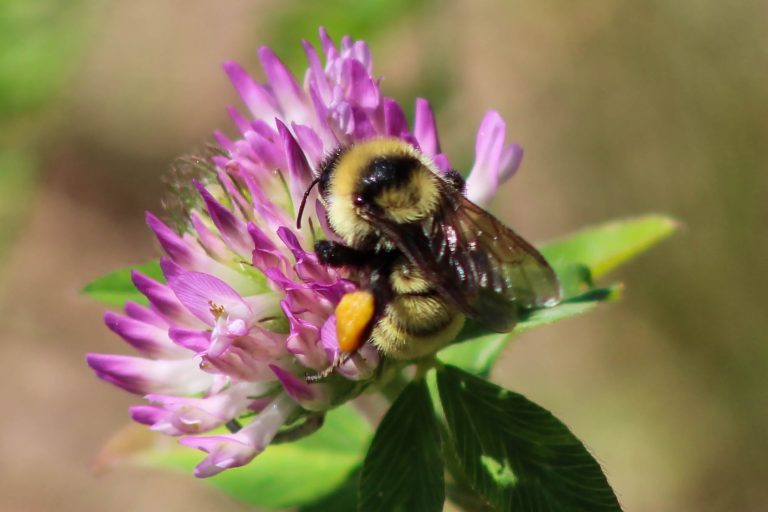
[[223, 60, 279, 120], [302, 40, 331, 103], [399, 133, 421, 150], [249, 118, 279, 140], [87, 353, 151, 395], [433, 153, 451, 173], [275, 227, 306, 260], [169, 327, 211, 352], [200, 345, 276, 382], [474, 111, 507, 173], [226, 105, 251, 135], [350, 40, 372, 72], [318, 27, 338, 61], [226, 325, 284, 361], [332, 100, 354, 137], [308, 279, 354, 305], [131, 271, 200, 327], [498, 143, 523, 182], [319, 315, 339, 360], [291, 123, 324, 167], [243, 129, 284, 171], [313, 199, 336, 240], [124, 301, 166, 328], [211, 154, 230, 171], [383, 98, 409, 138], [340, 59, 379, 109], [466, 111, 512, 206], [169, 271, 250, 326], [281, 300, 326, 369], [247, 222, 289, 273], [213, 130, 234, 151], [241, 174, 294, 233], [180, 435, 255, 477], [159, 256, 185, 281], [215, 167, 251, 214], [269, 365, 315, 403], [229, 138, 262, 168], [258, 47, 308, 122], [340, 35, 352, 55], [226, 318, 248, 337], [87, 354, 213, 395], [307, 81, 340, 149], [341, 342, 380, 381], [205, 311, 284, 358], [317, 316, 378, 381], [190, 211, 230, 260], [264, 268, 334, 317], [414, 98, 440, 157], [146, 212, 201, 267], [130, 405, 165, 426], [276, 120, 313, 210], [194, 181, 252, 256], [180, 393, 296, 477], [276, 227, 334, 284], [104, 311, 185, 359], [349, 106, 376, 140], [143, 384, 256, 435]]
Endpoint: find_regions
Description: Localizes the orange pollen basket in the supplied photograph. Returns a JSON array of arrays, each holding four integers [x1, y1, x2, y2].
[[335, 290, 376, 353]]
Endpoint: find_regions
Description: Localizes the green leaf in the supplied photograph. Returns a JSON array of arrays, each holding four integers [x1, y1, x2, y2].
[[438, 214, 676, 376], [437, 366, 622, 511], [437, 326, 510, 379], [438, 286, 621, 376], [138, 405, 371, 509], [552, 262, 594, 297], [541, 214, 678, 279], [82, 260, 163, 307], [359, 379, 444, 512], [519, 285, 622, 329]]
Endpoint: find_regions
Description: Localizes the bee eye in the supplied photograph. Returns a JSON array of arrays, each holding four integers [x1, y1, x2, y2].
[[354, 195, 366, 206]]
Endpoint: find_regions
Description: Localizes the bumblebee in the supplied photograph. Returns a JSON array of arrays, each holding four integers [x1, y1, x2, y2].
[[298, 138, 560, 378]]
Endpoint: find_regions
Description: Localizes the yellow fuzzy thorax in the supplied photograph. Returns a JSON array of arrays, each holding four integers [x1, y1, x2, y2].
[[325, 138, 443, 246]]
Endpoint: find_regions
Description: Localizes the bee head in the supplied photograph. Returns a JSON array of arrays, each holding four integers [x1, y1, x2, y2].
[[353, 154, 420, 218], [354, 141, 442, 222], [320, 139, 442, 245]]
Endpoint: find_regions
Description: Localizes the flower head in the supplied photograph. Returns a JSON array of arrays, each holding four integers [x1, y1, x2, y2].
[[87, 28, 523, 477]]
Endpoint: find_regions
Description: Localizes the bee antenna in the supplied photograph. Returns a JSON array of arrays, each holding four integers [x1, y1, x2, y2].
[[296, 177, 320, 230]]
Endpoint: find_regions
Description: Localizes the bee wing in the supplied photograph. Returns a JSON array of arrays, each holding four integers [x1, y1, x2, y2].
[[381, 195, 561, 332]]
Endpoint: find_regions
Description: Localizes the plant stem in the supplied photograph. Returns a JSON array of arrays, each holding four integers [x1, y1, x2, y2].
[[436, 399, 494, 512]]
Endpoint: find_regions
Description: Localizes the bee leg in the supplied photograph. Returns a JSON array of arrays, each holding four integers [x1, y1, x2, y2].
[[314, 240, 374, 268], [304, 352, 353, 383]]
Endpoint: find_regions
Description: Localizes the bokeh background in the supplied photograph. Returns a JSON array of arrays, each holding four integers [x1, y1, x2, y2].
[[2, 1, 766, 510]]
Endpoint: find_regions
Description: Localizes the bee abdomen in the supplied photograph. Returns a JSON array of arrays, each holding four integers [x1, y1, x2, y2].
[[389, 293, 453, 335], [371, 292, 465, 359]]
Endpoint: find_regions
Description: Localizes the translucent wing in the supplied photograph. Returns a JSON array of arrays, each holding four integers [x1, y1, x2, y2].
[[380, 194, 561, 332]]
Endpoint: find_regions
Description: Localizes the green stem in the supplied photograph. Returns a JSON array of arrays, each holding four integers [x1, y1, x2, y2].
[[415, 354, 440, 379], [379, 366, 410, 402], [434, 382, 494, 512], [350, 393, 390, 427], [350, 362, 411, 428]]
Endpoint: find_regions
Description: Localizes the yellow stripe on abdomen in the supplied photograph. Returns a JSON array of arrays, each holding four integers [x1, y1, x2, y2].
[[371, 293, 464, 359]]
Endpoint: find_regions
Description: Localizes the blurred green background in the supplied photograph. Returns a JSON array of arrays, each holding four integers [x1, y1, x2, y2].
[[1, 1, 766, 510]]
